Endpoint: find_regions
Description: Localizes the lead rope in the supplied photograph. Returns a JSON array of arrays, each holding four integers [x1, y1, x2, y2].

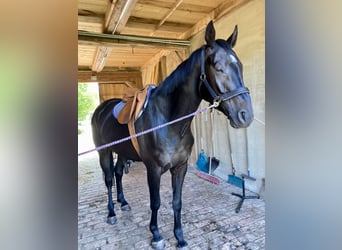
[[78, 102, 219, 157]]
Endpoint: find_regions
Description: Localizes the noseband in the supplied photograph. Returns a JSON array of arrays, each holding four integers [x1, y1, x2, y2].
[[200, 47, 250, 106]]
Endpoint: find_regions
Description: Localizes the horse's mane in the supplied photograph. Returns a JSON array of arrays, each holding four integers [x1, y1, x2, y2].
[[154, 46, 203, 96]]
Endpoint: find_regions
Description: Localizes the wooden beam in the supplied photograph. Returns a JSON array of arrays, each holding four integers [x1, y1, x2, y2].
[[156, 0, 184, 30], [94, 0, 118, 73], [175, 50, 187, 63], [104, 0, 116, 31], [149, 0, 184, 36], [124, 17, 191, 39], [141, 49, 171, 69], [106, 0, 138, 34], [78, 15, 104, 33], [91, 46, 112, 72], [158, 56, 167, 83], [95, 0, 138, 73], [179, 0, 250, 39], [78, 31, 190, 49], [78, 70, 142, 88]]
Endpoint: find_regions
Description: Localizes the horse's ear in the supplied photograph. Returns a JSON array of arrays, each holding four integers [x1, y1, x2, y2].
[[205, 21, 216, 47], [227, 25, 238, 48]]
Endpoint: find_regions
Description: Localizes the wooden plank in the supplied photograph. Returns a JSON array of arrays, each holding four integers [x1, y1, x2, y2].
[[166, 9, 207, 24], [106, 0, 138, 33], [91, 46, 112, 72], [78, 31, 190, 49], [123, 17, 191, 39], [78, 70, 142, 87], [141, 49, 170, 69], [179, 0, 249, 39], [182, 0, 225, 8], [158, 56, 167, 83], [104, 0, 116, 31], [156, 0, 184, 28], [78, 15, 104, 33], [99, 83, 133, 101], [131, 3, 169, 20], [78, 0, 109, 15], [115, 0, 139, 33], [78, 45, 97, 66], [214, 0, 250, 20]]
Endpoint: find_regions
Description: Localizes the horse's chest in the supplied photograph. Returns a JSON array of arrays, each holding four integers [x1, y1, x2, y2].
[[154, 133, 193, 166]]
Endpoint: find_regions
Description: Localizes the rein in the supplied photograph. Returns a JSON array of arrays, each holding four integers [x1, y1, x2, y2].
[[199, 47, 250, 105], [78, 102, 218, 156]]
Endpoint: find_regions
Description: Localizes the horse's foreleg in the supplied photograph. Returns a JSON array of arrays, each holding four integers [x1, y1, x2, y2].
[[114, 156, 131, 211], [170, 163, 188, 248], [147, 167, 165, 249], [99, 151, 116, 224]]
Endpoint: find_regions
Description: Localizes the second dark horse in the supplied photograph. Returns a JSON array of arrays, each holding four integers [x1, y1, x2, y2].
[[91, 21, 254, 249]]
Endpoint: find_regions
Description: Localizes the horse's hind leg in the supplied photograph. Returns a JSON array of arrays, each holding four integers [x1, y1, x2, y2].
[[114, 155, 131, 211], [99, 150, 116, 224]]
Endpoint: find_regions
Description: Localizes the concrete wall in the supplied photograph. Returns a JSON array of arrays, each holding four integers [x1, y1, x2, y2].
[[190, 0, 265, 194]]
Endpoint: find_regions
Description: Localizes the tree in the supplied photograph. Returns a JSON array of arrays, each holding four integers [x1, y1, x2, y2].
[[78, 83, 97, 133]]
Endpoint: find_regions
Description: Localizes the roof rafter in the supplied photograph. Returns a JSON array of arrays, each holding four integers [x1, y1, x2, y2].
[[92, 0, 139, 73], [179, 0, 250, 39], [152, 0, 184, 34], [106, 0, 138, 34], [91, 46, 112, 72]]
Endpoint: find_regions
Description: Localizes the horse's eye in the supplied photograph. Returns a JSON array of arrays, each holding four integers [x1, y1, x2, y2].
[[214, 62, 224, 73]]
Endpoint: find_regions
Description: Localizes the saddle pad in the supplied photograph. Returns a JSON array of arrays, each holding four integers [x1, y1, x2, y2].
[[112, 84, 155, 121], [112, 101, 126, 119]]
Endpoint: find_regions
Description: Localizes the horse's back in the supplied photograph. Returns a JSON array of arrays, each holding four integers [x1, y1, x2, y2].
[[91, 98, 121, 145], [92, 99, 120, 124]]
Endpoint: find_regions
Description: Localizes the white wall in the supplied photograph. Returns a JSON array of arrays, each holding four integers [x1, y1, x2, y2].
[[190, 0, 265, 194]]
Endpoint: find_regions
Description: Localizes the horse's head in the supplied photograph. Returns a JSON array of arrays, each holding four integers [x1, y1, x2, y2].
[[200, 21, 254, 128]]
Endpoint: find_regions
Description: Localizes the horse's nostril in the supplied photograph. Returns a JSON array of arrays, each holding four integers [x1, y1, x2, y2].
[[238, 109, 247, 123]]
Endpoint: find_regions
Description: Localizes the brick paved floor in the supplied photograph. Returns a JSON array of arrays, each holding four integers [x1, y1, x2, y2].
[[78, 153, 265, 250]]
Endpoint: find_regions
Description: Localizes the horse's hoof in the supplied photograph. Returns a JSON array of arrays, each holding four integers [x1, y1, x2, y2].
[[177, 240, 188, 249], [106, 216, 117, 225], [121, 204, 131, 211], [151, 239, 165, 250]]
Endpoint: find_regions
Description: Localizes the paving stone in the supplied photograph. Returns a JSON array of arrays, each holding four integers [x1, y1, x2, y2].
[[78, 157, 265, 249]]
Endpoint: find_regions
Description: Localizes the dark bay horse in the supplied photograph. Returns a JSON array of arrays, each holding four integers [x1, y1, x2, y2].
[[91, 21, 253, 249]]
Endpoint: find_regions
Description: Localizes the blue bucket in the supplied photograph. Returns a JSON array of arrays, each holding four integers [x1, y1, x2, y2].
[[196, 152, 209, 173]]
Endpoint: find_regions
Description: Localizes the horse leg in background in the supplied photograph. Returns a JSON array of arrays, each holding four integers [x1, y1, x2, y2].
[[114, 155, 131, 211], [99, 150, 117, 225], [170, 163, 188, 248], [147, 167, 165, 250]]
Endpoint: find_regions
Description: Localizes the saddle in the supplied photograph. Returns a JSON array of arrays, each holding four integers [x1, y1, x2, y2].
[[115, 84, 155, 156], [117, 85, 151, 124]]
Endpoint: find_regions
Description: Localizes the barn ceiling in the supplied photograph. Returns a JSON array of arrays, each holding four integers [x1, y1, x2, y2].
[[78, 0, 249, 76]]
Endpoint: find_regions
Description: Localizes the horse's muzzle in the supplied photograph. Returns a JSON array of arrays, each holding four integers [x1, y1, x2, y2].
[[235, 108, 253, 128]]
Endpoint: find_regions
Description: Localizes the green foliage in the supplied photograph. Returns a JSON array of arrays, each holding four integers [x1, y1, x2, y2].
[[78, 83, 97, 122]]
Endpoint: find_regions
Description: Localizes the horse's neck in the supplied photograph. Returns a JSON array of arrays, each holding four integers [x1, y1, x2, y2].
[[174, 77, 202, 115], [156, 65, 202, 119]]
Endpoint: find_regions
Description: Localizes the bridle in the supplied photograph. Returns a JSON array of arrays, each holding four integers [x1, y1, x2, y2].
[[199, 47, 250, 107]]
